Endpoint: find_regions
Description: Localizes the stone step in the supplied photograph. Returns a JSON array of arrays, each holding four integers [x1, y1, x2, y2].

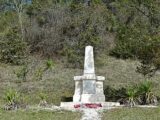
[[60, 102, 120, 109]]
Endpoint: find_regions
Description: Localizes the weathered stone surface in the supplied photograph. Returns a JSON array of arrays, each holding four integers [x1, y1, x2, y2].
[[74, 74, 96, 80], [60, 102, 121, 109], [82, 80, 96, 94], [97, 76, 105, 81], [96, 81, 104, 94], [73, 46, 105, 103], [73, 81, 82, 102], [84, 46, 95, 74], [61, 45, 120, 108], [61, 46, 120, 108]]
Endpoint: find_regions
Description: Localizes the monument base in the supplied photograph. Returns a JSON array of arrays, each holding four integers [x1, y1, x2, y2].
[[73, 95, 81, 102], [60, 102, 120, 109], [81, 94, 105, 103]]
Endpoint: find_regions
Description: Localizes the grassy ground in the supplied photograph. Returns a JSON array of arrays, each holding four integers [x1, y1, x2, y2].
[[0, 109, 81, 120], [0, 55, 160, 119], [102, 107, 160, 120], [0, 55, 160, 106]]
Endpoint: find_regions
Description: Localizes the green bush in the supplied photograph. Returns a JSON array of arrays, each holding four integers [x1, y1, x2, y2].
[[25, 4, 112, 67], [110, 25, 148, 59], [14, 64, 29, 81], [138, 80, 158, 105], [4, 89, 19, 105], [104, 86, 127, 103], [3, 89, 20, 110], [109, 0, 160, 74], [61, 4, 111, 67], [104, 81, 158, 106], [126, 87, 138, 107], [0, 27, 28, 65], [45, 59, 55, 70]]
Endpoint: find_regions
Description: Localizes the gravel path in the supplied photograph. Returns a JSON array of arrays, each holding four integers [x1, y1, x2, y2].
[[81, 109, 102, 120]]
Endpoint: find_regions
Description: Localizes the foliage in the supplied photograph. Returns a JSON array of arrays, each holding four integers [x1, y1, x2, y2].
[[126, 87, 138, 107], [34, 67, 44, 80], [104, 86, 127, 103], [4, 89, 19, 105], [109, 0, 160, 74], [45, 59, 54, 70], [104, 86, 139, 106], [14, 64, 29, 81], [61, 4, 112, 67], [104, 80, 158, 106], [25, 3, 112, 67], [138, 80, 158, 105], [0, 27, 28, 65], [39, 92, 47, 101], [3, 89, 21, 110], [38, 92, 48, 107], [0, 0, 160, 70]]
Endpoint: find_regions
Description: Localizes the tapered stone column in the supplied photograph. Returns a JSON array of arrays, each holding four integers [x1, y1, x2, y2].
[[84, 46, 95, 74], [61, 45, 120, 108], [73, 46, 105, 103]]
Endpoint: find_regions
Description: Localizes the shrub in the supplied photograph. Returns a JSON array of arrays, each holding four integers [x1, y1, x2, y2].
[[104, 81, 158, 106], [4, 89, 20, 110], [14, 64, 29, 81], [0, 27, 28, 65], [136, 38, 160, 76], [109, 0, 160, 74], [38, 93, 48, 107], [45, 59, 54, 70], [126, 87, 138, 107], [138, 80, 158, 105], [34, 67, 44, 81], [25, 4, 113, 67], [104, 86, 127, 103], [104, 86, 139, 106]]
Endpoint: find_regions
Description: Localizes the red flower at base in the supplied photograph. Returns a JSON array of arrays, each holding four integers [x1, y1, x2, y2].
[[74, 103, 102, 108]]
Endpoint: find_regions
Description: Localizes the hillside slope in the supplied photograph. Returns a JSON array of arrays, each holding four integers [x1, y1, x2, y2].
[[0, 55, 159, 105]]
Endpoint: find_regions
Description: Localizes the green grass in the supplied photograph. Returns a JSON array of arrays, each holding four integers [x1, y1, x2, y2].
[[0, 109, 81, 120], [0, 55, 160, 105], [102, 107, 160, 120], [0, 55, 160, 119]]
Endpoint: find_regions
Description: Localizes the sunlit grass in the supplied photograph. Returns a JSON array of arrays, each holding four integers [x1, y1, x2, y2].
[[102, 107, 160, 120], [0, 109, 81, 120]]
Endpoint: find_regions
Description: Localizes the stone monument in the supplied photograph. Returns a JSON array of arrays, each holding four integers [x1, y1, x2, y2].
[[60, 45, 120, 108], [73, 46, 105, 103]]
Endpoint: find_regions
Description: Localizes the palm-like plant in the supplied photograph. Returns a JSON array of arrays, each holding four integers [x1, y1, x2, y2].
[[4, 89, 19, 105], [4, 89, 20, 110], [39, 93, 48, 107], [126, 87, 138, 107], [138, 80, 157, 105]]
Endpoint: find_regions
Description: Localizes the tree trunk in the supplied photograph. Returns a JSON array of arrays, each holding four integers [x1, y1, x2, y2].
[[84, 0, 91, 6]]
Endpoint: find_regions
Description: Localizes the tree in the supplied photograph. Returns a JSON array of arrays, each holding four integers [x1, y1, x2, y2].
[[3, 0, 29, 41], [13, 0, 27, 41], [109, 0, 160, 75]]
